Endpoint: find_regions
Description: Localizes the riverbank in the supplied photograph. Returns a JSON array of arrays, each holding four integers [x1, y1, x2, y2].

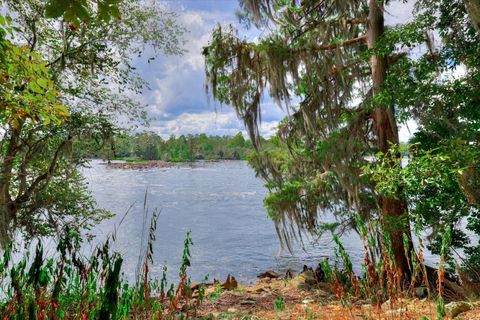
[[195, 270, 480, 319]]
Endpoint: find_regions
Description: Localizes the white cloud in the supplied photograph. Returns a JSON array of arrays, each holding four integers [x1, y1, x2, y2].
[[259, 121, 279, 138], [130, 2, 285, 139], [148, 110, 279, 138], [154, 112, 239, 137], [385, 1, 415, 26]]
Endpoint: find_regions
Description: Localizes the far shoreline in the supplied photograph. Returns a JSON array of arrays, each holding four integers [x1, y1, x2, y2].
[[95, 158, 248, 170]]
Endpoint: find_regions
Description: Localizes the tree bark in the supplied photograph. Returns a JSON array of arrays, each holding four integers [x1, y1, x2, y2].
[[0, 127, 21, 246], [367, 0, 413, 280], [465, 0, 480, 33]]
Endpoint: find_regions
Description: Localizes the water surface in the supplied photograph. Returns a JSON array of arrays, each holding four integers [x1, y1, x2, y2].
[[82, 160, 400, 284]]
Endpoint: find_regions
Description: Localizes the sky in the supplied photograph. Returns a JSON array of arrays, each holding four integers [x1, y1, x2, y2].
[[134, 0, 418, 141]]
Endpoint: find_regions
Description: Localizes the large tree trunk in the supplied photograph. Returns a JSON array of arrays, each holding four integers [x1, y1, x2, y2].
[[367, 0, 413, 280], [0, 128, 20, 246], [465, 0, 480, 33], [0, 200, 15, 247]]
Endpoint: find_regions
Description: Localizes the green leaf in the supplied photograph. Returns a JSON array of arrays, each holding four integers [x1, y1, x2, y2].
[[75, 5, 90, 22], [98, 3, 111, 23], [45, 2, 66, 19], [55, 104, 69, 114], [29, 82, 44, 94], [37, 78, 49, 89]]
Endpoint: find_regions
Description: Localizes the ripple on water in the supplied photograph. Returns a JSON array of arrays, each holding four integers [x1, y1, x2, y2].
[[81, 160, 435, 284]]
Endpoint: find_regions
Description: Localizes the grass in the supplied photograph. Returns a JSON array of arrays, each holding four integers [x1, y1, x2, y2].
[[306, 215, 470, 320], [0, 230, 204, 319], [192, 216, 478, 319], [207, 282, 222, 301], [125, 159, 149, 163], [0, 197, 207, 320]]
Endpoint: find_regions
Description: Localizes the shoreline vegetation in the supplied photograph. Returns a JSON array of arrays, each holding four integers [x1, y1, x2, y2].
[[1, 225, 479, 320], [0, 187, 476, 319], [83, 132, 267, 164]]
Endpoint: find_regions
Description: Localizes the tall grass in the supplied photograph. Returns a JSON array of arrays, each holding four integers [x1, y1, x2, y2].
[[320, 215, 460, 319], [0, 200, 206, 319], [436, 226, 452, 319]]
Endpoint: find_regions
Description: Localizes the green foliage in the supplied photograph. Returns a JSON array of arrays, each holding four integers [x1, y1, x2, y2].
[[0, 0, 184, 243], [0, 229, 204, 319], [436, 297, 446, 319], [437, 226, 452, 320], [0, 12, 69, 127], [320, 259, 333, 283], [203, 0, 402, 253], [229, 132, 246, 148], [206, 0, 480, 278], [44, 0, 122, 26], [0, 38, 68, 127], [89, 132, 261, 162], [363, 144, 479, 268], [332, 234, 353, 276]]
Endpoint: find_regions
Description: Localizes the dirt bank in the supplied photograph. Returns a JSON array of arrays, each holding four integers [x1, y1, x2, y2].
[[194, 270, 480, 319]]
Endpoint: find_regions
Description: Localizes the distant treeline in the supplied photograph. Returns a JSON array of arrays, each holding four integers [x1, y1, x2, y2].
[[88, 132, 262, 162]]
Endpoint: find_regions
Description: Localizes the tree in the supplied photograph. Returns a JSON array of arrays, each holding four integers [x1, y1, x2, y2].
[[133, 132, 162, 160], [229, 132, 246, 148], [366, 0, 412, 276], [366, 0, 480, 279], [0, 35, 72, 242], [0, 0, 184, 244], [204, 0, 414, 277]]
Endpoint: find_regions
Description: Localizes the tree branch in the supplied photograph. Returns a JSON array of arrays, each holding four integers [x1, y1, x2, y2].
[[15, 138, 68, 205]]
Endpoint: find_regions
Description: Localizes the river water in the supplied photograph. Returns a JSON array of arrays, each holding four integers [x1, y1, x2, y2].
[[81, 160, 434, 284]]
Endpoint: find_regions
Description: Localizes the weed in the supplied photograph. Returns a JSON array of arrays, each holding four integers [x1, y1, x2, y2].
[[208, 281, 222, 301], [316, 214, 456, 319], [274, 295, 286, 311]]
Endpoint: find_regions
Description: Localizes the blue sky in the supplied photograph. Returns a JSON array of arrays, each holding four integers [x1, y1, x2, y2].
[[136, 0, 417, 140], [133, 0, 270, 138]]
